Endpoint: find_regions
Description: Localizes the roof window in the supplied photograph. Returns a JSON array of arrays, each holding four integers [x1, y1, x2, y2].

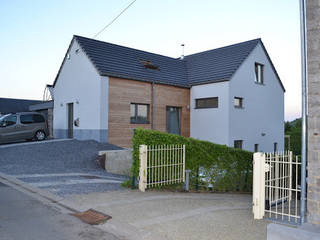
[[140, 59, 159, 70]]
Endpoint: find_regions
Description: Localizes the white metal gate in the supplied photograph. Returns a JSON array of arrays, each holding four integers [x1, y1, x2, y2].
[[139, 145, 185, 192], [253, 151, 301, 224]]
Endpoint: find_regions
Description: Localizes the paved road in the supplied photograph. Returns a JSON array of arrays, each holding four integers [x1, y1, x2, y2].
[[0, 140, 127, 196], [0, 182, 120, 240]]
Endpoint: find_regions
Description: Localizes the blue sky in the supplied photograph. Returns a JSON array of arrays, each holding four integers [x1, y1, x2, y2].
[[0, 0, 301, 120]]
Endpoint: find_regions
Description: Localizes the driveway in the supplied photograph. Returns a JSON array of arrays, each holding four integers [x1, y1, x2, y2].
[[61, 190, 267, 240], [0, 139, 127, 196]]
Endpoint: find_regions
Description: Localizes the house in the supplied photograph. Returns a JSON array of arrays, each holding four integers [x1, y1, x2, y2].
[[52, 35, 285, 152], [0, 98, 43, 116]]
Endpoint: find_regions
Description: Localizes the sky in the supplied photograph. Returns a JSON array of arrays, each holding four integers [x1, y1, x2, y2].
[[0, 0, 301, 121]]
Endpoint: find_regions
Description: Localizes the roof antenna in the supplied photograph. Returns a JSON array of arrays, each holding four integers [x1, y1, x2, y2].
[[180, 44, 185, 60]]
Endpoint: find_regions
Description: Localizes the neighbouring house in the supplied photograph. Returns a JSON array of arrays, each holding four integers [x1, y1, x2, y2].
[[53, 35, 285, 152], [0, 97, 43, 116]]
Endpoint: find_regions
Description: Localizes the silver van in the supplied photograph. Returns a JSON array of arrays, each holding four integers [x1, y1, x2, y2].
[[0, 112, 49, 144]]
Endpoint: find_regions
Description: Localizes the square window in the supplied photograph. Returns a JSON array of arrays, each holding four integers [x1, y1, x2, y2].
[[234, 97, 243, 108], [255, 63, 264, 84], [130, 103, 149, 124], [234, 140, 243, 149]]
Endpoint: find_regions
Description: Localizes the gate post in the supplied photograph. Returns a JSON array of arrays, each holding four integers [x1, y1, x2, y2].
[[139, 145, 148, 192], [253, 152, 266, 219]]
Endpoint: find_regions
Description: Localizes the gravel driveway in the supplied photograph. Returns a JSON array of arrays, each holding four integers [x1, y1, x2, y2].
[[0, 139, 127, 196]]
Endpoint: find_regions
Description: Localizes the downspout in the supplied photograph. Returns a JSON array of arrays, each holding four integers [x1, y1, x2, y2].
[[152, 82, 156, 130], [299, 0, 307, 224]]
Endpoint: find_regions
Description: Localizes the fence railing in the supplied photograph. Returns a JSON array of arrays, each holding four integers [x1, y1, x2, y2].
[[253, 151, 301, 224], [139, 144, 185, 192]]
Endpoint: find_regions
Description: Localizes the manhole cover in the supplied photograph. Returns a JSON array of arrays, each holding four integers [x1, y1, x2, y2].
[[81, 175, 101, 179], [71, 209, 112, 225]]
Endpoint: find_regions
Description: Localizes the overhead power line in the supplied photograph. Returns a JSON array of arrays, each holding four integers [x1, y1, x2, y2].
[[93, 0, 138, 39]]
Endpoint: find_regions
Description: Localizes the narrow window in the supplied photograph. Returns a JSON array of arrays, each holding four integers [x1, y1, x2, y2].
[[234, 140, 243, 149], [254, 144, 259, 152], [274, 142, 278, 152], [195, 97, 218, 109], [130, 103, 149, 124], [255, 63, 264, 84], [234, 97, 243, 108]]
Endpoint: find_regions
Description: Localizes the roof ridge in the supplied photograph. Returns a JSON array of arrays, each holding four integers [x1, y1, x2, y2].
[[184, 38, 261, 58], [0, 97, 42, 101], [74, 35, 181, 61]]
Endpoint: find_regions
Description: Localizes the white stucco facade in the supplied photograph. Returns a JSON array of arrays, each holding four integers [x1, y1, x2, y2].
[[53, 40, 109, 142], [190, 43, 284, 152], [190, 81, 229, 145]]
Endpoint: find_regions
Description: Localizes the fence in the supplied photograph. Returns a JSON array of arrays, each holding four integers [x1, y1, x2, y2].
[[139, 145, 185, 192], [253, 151, 301, 224]]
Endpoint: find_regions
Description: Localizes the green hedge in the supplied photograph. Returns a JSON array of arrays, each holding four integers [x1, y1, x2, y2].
[[132, 128, 253, 192]]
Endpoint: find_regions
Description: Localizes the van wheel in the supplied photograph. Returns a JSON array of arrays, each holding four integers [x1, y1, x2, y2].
[[35, 131, 46, 141]]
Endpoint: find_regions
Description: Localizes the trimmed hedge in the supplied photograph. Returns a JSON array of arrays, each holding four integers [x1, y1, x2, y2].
[[132, 128, 253, 192]]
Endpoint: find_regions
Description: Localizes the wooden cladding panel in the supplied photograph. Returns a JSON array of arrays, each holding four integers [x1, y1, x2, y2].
[[108, 77, 190, 148]]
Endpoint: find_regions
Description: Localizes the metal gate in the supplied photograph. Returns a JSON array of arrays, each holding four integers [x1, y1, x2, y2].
[[139, 145, 185, 192], [253, 151, 301, 224]]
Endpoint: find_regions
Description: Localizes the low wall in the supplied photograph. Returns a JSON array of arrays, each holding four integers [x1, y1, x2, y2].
[[99, 149, 132, 176]]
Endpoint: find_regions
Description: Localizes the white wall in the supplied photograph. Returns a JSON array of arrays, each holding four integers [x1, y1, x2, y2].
[[228, 43, 285, 152], [190, 81, 229, 145], [53, 39, 109, 142]]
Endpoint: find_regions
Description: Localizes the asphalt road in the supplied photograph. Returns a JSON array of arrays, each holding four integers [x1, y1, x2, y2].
[[0, 182, 120, 240], [0, 139, 127, 196]]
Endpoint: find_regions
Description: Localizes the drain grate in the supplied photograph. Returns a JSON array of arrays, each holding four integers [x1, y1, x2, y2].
[[71, 209, 112, 225]]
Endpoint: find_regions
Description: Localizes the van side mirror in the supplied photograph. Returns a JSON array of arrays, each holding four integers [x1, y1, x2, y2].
[[0, 122, 7, 127]]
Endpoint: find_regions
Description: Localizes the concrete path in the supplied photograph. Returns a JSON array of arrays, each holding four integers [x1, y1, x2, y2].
[[61, 191, 268, 240], [0, 181, 120, 240]]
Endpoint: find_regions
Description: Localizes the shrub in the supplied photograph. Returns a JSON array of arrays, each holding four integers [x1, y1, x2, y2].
[[131, 128, 253, 192]]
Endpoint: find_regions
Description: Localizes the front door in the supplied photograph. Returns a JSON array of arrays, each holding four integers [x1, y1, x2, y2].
[[67, 103, 73, 138], [166, 106, 181, 135]]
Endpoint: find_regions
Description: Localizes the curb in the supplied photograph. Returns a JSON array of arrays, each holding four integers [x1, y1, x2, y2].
[[0, 172, 78, 213]]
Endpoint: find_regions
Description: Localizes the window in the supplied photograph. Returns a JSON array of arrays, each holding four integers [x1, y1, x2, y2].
[[274, 142, 278, 152], [234, 97, 243, 108], [195, 97, 218, 109], [20, 114, 45, 124], [2, 115, 17, 126], [130, 103, 149, 124], [255, 63, 264, 84], [234, 140, 243, 149], [33, 114, 45, 123], [254, 144, 259, 152], [20, 114, 34, 124]]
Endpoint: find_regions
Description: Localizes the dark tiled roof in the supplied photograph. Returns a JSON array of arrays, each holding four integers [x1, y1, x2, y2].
[[75, 36, 188, 87], [0, 98, 43, 115], [54, 36, 284, 91], [184, 39, 260, 85]]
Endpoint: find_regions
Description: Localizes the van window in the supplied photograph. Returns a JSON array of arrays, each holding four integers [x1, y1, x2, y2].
[[33, 114, 45, 123], [20, 114, 34, 124], [20, 114, 45, 124], [3, 115, 17, 126]]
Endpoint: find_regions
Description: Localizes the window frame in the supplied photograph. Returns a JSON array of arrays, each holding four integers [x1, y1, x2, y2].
[[130, 103, 150, 124], [255, 62, 264, 84], [195, 97, 219, 109], [234, 97, 243, 108], [234, 140, 243, 149]]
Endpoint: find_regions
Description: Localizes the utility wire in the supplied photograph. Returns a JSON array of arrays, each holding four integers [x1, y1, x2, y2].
[[93, 0, 138, 39]]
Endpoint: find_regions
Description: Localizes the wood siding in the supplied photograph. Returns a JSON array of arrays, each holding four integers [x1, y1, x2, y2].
[[108, 77, 190, 148]]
